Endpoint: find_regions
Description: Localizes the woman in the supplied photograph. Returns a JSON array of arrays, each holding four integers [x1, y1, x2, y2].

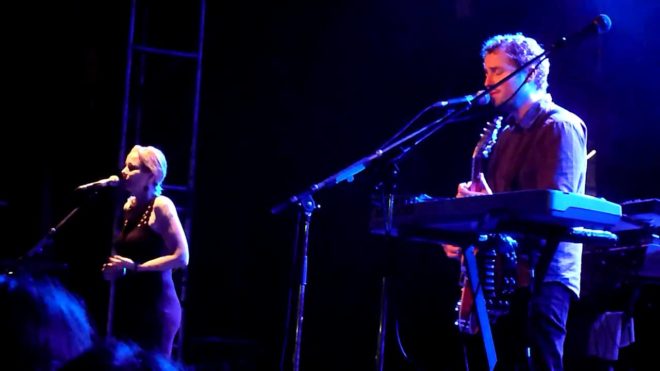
[[102, 145, 189, 357]]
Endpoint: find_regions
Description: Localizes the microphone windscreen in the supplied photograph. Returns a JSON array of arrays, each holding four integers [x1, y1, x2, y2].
[[594, 14, 612, 34], [108, 175, 120, 186], [475, 91, 491, 106]]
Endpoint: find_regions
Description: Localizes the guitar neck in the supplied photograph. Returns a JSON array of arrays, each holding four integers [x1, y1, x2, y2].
[[469, 116, 501, 190], [470, 157, 482, 191]]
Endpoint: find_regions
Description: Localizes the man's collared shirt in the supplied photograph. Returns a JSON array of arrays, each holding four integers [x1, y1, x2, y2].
[[486, 95, 587, 297]]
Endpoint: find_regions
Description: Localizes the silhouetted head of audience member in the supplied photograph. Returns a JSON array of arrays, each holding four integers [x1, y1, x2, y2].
[[0, 273, 95, 370], [60, 338, 184, 371]]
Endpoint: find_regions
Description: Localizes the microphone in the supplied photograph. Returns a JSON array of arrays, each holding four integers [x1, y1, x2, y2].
[[552, 14, 612, 49], [75, 175, 120, 192], [434, 90, 490, 108], [585, 14, 612, 35]]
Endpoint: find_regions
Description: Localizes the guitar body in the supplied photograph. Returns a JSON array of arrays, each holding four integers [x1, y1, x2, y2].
[[455, 234, 519, 334], [456, 249, 479, 334]]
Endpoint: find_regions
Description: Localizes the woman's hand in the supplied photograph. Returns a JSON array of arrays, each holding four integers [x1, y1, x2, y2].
[[101, 255, 137, 280]]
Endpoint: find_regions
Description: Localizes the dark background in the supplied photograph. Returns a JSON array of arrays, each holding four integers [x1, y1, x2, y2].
[[2, 0, 659, 370]]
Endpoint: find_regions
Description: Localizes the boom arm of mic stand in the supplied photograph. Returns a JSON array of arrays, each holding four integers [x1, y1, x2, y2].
[[270, 109, 478, 215], [23, 206, 81, 259], [482, 15, 611, 97], [480, 29, 598, 98]]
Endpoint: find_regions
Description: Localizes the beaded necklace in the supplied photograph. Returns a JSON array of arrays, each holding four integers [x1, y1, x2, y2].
[[123, 201, 154, 230]]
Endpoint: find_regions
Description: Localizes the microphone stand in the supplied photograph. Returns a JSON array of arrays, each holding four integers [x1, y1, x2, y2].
[[4, 207, 78, 275], [372, 160, 399, 371], [271, 101, 481, 371], [25, 207, 80, 260], [8, 189, 109, 275]]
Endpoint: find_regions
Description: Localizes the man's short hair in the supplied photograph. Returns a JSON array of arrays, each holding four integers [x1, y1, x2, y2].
[[481, 33, 549, 92]]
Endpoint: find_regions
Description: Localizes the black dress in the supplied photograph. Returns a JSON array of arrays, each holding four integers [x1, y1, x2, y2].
[[112, 198, 181, 356]]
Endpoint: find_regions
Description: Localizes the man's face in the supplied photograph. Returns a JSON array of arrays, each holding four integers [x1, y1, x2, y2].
[[483, 49, 530, 109]]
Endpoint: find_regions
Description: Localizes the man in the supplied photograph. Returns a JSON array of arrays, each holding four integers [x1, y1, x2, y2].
[[447, 33, 587, 370]]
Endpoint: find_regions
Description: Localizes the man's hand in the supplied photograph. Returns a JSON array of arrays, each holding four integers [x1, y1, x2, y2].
[[443, 243, 462, 260], [457, 172, 492, 197]]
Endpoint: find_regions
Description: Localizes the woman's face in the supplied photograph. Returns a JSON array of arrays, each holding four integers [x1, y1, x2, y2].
[[120, 151, 152, 194]]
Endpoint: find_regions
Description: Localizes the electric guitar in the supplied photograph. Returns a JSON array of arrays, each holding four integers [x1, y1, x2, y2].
[[455, 116, 518, 335]]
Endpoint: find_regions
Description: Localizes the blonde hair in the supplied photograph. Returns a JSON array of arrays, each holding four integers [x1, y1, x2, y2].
[[130, 145, 168, 196]]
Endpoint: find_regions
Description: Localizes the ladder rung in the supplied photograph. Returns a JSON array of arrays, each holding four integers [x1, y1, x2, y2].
[[133, 44, 199, 59]]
